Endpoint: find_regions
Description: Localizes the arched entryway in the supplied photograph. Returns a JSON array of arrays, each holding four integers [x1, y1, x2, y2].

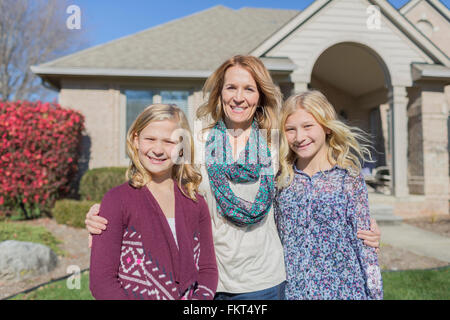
[[309, 42, 393, 193]]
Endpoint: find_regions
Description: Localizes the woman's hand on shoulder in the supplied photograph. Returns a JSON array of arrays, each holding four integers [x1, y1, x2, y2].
[[357, 217, 381, 254], [85, 203, 108, 248]]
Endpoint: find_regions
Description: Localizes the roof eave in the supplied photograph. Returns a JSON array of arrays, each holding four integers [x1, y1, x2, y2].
[[399, 0, 422, 15], [31, 59, 297, 88], [260, 57, 298, 73], [427, 0, 450, 21], [412, 63, 450, 81], [30, 66, 213, 79]]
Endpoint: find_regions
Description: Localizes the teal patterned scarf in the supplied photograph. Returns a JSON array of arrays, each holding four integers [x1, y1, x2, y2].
[[205, 120, 275, 227]]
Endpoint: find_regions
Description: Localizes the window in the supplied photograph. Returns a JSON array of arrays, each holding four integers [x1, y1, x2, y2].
[[122, 89, 191, 163], [124, 89, 190, 134], [125, 90, 154, 134], [416, 19, 434, 38], [161, 90, 189, 116]]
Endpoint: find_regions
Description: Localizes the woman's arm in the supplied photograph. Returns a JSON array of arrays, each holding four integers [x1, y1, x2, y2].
[[192, 196, 218, 300], [273, 198, 285, 244], [89, 190, 129, 300], [349, 174, 383, 300], [357, 218, 381, 251], [85, 203, 108, 248]]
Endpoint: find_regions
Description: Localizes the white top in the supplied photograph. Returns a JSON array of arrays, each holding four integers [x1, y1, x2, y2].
[[166, 217, 178, 248], [194, 125, 286, 293]]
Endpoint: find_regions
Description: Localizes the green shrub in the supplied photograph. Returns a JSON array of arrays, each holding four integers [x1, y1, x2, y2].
[[52, 199, 97, 229], [79, 167, 128, 202]]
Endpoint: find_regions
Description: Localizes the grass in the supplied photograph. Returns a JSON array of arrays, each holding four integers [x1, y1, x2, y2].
[[382, 267, 450, 300], [8, 267, 450, 300], [10, 270, 94, 300], [0, 221, 65, 256]]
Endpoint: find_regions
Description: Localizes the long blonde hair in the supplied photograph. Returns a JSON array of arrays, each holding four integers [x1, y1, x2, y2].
[[277, 90, 373, 189], [196, 55, 282, 145], [126, 104, 202, 201]]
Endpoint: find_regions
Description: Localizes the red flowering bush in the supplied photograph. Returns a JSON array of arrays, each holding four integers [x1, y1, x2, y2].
[[0, 101, 84, 219]]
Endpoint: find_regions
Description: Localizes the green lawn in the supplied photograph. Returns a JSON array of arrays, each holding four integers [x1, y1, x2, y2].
[[0, 221, 66, 256], [382, 267, 450, 300], [8, 267, 450, 300], [10, 270, 94, 300]]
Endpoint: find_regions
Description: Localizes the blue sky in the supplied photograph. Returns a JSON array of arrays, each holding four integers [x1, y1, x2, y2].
[[70, 0, 450, 48]]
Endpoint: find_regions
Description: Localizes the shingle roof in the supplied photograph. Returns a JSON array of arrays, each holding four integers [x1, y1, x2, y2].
[[37, 5, 299, 72]]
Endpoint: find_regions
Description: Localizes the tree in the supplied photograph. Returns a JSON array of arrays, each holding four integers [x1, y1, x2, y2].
[[0, 0, 86, 101]]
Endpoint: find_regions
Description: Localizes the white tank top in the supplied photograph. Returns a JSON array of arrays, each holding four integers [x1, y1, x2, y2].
[[166, 217, 178, 248]]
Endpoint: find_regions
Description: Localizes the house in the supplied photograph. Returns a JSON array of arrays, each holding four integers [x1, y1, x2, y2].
[[31, 0, 450, 215]]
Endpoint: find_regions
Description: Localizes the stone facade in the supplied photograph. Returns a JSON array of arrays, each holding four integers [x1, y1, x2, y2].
[[407, 82, 449, 215], [59, 80, 122, 170]]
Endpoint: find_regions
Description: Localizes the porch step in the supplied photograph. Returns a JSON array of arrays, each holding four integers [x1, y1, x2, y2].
[[369, 203, 403, 225]]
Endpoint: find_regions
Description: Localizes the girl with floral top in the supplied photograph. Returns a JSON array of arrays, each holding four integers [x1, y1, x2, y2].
[[274, 90, 383, 300], [89, 104, 218, 300]]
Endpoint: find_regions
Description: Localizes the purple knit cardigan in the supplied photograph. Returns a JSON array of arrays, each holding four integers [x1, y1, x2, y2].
[[89, 181, 218, 300]]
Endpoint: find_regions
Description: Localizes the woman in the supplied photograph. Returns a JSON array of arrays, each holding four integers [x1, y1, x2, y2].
[[193, 55, 286, 299], [85, 55, 381, 300]]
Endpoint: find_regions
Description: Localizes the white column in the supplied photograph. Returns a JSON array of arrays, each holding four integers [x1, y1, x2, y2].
[[153, 94, 162, 104], [190, 90, 204, 122], [389, 86, 409, 197], [292, 81, 308, 95]]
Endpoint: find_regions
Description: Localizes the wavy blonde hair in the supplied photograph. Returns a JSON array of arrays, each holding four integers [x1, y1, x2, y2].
[[277, 90, 373, 189], [126, 104, 202, 201], [196, 55, 282, 145]]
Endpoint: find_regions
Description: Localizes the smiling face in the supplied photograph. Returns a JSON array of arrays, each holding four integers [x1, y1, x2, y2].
[[284, 107, 331, 165], [221, 65, 260, 130], [133, 118, 180, 180]]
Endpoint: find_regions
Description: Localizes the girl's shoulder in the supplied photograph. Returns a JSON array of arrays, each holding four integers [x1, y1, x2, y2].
[[191, 191, 208, 209], [341, 169, 367, 193], [99, 182, 138, 223], [176, 183, 207, 206], [195, 192, 208, 207], [340, 168, 364, 181], [102, 181, 137, 202], [331, 165, 362, 179]]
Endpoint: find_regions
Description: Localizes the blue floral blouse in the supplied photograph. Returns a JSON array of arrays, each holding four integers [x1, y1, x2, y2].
[[274, 165, 383, 300]]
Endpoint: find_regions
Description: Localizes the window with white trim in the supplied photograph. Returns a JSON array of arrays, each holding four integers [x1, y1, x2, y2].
[[124, 89, 189, 134]]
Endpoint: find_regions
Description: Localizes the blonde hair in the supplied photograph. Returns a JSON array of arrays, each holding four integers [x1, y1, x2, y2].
[[277, 90, 373, 189], [196, 55, 282, 144], [126, 104, 202, 201]]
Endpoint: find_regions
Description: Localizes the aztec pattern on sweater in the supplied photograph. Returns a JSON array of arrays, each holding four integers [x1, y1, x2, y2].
[[118, 226, 213, 300]]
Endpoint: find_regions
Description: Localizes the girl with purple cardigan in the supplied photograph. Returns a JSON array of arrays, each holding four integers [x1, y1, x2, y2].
[[89, 104, 218, 300]]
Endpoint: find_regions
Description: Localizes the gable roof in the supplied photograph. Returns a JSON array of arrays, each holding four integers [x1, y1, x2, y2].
[[32, 6, 299, 75], [401, 0, 450, 21], [400, 0, 425, 14], [251, 0, 449, 66]]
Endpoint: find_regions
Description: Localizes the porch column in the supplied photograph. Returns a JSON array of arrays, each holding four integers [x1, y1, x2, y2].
[[420, 84, 449, 214], [389, 86, 409, 197], [292, 81, 308, 94]]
